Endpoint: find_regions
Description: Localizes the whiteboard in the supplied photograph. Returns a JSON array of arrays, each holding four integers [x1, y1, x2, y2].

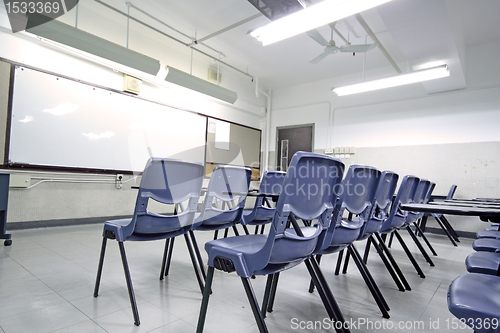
[[9, 67, 207, 172]]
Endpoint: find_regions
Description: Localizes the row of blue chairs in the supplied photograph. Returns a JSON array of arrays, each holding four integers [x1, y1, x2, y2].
[[448, 211, 500, 332], [92, 153, 443, 331]]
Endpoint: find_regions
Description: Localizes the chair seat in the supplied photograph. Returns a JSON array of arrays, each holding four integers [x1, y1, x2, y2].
[[477, 230, 500, 239], [466, 252, 500, 275], [485, 226, 500, 231], [241, 208, 275, 226], [474, 238, 500, 252], [103, 218, 191, 242], [205, 227, 319, 278], [448, 273, 500, 333]]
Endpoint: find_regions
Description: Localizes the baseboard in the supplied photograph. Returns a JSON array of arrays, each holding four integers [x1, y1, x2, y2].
[[6, 215, 132, 230], [424, 226, 476, 239]]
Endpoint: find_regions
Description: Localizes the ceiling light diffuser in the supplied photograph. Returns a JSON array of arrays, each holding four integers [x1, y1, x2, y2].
[[332, 65, 450, 96], [251, 0, 393, 46], [165, 66, 238, 104]]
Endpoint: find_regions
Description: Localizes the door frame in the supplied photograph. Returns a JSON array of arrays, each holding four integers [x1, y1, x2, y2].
[[275, 123, 315, 169]]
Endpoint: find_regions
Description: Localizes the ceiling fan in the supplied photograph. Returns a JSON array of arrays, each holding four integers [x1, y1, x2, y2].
[[307, 22, 378, 64]]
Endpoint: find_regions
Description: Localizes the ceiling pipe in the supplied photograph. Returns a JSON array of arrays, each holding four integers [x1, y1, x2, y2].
[[187, 13, 263, 47], [94, 0, 254, 80], [355, 13, 402, 74], [255, 77, 272, 172], [126, 2, 225, 58]]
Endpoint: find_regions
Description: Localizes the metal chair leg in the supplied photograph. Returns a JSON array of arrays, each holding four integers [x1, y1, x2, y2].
[[439, 215, 460, 242], [369, 237, 405, 292], [406, 226, 435, 266], [306, 257, 350, 333], [309, 255, 322, 293], [118, 242, 140, 326], [94, 237, 107, 297], [363, 236, 372, 264], [413, 222, 438, 256], [241, 277, 269, 333], [261, 274, 274, 318], [388, 232, 394, 248], [164, 236, 175, 277], [374, 233, 411, 291], [348, 245, 390, 318], [266, 272, 280, 313], [242, 224, 250, 235], [196, 266, 215, 333], [160, 238, 170, 280], [434, 216, 458, 246], [335, 250, 344, 276], [213, 230, 219, 240], [342, 249, 350, 274], [184, 234, 205, 293], [232, 225, 240, 236], [190, 231, 207, 280], [393, 230, 425, 278]]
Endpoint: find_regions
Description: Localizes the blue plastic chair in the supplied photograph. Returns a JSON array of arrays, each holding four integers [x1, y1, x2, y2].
[[355, 171, 412, 292], [196, 165, 252, 230], [196, 152, 347, 333], [312, 165, 392, 318], [465, 251, 500, 275], [241, 170, 286, 235], [184, 165, 252, 280], [399, 179, 437, 265], [448, 273, 500, 333], [473, 238, 500, 252], [376, 175, 427, 278], [422, 184, 460, 245], [93, 158, 204, 326]]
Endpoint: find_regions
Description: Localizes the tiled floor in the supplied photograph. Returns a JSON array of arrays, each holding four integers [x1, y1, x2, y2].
[[0, 224, 474, 332]]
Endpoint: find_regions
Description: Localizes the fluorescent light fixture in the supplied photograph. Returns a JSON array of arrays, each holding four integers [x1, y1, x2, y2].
[[164, 66, 238, 104], [25, 14, 161, 75], [332, 65, 450, 96], [251, 0, 393, 45]]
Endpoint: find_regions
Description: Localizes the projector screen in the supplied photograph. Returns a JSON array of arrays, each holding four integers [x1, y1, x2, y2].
[[9, 66, 207, 172]]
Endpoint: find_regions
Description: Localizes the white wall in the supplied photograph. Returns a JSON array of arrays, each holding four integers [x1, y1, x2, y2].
[[267, 41, 500, 234], [0, 4, 268, 223]]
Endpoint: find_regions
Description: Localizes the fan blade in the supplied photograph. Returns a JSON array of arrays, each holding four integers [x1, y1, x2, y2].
[[306, 29, 330, 47], [309, 51, 329, 64], [340, 43, 378, 53]]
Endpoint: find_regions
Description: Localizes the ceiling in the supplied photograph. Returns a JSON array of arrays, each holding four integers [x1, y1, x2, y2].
[[47, 0, 500, 91]]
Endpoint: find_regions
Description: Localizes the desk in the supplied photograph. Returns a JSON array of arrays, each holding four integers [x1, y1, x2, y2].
[[401, 203, 500, 246], [401, 203, 500, 217]]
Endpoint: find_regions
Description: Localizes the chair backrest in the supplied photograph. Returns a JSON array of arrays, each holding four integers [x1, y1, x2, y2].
[[320, 165, 381, 248], [216, 152, 344, 277], [446, 184, 457, 200], [357, 170, 399, 239], [336, 165, 381, 217], [373, 171, 399, 220], [380, 174, 420, 232], [198, 165, 252, 226], [264, 152, 344, 265], [274, 152, 344, 225], [406, 179, 431, 223], [243, 170, 286, 224], [413, 179, 431, 205], [131, 158, 204, 235], [424, 182, 436, 204]]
